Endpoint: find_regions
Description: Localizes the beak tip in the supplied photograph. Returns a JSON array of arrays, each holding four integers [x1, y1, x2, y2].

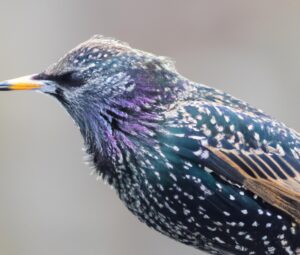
[[0, 82, 11, 91]]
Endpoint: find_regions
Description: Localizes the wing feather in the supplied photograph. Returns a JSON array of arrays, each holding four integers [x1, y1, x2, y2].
[[206, 145, 300, 223], [162, 100, 300, 223]]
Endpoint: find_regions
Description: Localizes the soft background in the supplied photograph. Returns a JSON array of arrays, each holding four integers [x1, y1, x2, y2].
[[0, 1, 299, 255]]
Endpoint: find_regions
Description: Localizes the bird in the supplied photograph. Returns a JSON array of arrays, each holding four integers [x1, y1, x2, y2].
[[0, 35, 300, 255]]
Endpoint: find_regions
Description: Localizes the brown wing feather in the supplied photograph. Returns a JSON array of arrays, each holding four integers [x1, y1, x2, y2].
[[208, 147, 300, 223]]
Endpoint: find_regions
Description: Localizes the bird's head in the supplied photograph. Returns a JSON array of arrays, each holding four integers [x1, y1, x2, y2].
[[0, 35, 184, 182]]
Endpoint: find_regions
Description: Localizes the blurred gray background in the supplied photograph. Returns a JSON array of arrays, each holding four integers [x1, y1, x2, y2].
[[0, 1, 299, 255]]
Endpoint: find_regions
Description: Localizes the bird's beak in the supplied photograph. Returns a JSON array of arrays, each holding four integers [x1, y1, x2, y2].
[[0, 74, 44, 91]]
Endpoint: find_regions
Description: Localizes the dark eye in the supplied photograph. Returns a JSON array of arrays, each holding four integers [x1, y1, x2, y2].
[[55, 71, 84, 88]]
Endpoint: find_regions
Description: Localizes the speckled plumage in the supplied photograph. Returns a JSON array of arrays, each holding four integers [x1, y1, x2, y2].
[[2, 35, 300, 255]]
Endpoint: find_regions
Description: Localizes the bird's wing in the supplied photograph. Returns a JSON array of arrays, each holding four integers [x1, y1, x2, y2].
[[162, 100, 300, 222], [206, 146, 300, 223]]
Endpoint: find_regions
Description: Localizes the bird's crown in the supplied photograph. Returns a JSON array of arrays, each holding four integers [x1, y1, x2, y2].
[[44, 35, 177, 80]]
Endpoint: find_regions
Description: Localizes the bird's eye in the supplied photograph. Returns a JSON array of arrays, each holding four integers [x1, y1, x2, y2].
[[55, 71, 84, 88]]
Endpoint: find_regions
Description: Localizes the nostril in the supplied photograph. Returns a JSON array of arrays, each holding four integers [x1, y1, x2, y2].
[[33, 72, 49, 81]]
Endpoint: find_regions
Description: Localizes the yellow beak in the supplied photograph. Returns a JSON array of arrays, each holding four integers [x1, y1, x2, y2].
[[0, 74, 43, 91]]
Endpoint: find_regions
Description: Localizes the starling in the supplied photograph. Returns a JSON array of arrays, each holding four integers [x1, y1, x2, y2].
[[0, 35, 300, 255]]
